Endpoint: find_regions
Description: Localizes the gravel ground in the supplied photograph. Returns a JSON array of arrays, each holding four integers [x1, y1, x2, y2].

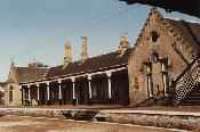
[[0, 115, 183, 132]]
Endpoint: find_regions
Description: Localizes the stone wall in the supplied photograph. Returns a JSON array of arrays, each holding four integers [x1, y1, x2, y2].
[[102, 112, 200, 131], [4, 83, 22, 106], [127, 9, 198, 106], [0, 108, 199, 131]]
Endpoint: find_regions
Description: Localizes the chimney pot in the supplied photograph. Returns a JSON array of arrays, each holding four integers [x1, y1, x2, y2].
[[64, 41, 72, 66], [80, 36, 88, 62], [118, 34, 130, 55]]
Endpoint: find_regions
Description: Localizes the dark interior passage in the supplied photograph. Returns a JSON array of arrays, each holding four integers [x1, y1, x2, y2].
[[111, 70, 129, 105]]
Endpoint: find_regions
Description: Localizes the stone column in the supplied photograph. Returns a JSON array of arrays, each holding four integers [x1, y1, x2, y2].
[[46, 81, 50, 104], [36, 83, 40, 100], [58, 79, 62, 101], [21, 85, 25, 106], [106, 71, 112, 99], [88, 74, 92, 99], [36, 83, 40, 105], [147, 76, 153, 97], [145, 64, 153, 97], [161, 62, 168, 97], [162, 75, 167, 96], [71, 77, 76, 105], [28, 85, 31, 106]]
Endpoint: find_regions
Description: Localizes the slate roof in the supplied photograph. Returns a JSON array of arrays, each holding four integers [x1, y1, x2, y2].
[[0, 82, 7, 87], [166, 19, 200, 45], [12, 67, 48, 83], [0, 82, 7, 92], [18, 10, 200, 83], [27, 18, 200, 81], [47, 49, 132, 79], [185, 22, 200, 44]]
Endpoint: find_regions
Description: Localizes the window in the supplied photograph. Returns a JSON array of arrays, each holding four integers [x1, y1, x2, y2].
[[151, 52, 159, 63], [9, 86, 13, 103], [144, 64, 153, 97], [151, 31, 159, 42], [161, 59, 169, 96]]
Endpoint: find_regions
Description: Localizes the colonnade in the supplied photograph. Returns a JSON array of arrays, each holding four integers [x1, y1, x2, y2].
[[21, 67, 127, 106]]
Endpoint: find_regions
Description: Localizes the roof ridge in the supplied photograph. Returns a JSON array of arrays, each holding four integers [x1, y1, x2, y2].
[[15, 66, 48, 69], [47, 48, 132, 79], [165, 18, 200, 25], [133, 8, 163, 48], [53, 48, 133, 68]]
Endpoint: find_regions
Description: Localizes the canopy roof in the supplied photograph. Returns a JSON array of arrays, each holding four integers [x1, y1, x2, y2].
[[47, 49, 132, 79], [120, 0, 200, 18]]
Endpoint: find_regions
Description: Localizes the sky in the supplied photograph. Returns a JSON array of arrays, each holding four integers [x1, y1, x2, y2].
[[0, 0, 199, 81]]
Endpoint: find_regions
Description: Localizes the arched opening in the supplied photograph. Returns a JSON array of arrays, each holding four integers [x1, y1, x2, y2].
[[151, 31, 159, 43], [9, 86, 13, 103]]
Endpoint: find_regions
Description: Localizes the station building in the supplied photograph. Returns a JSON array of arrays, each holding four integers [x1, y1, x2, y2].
[[5, 9, 200, 107]]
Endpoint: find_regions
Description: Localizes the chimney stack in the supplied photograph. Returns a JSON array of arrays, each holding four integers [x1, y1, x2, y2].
[[80, 36, 88, 62], [64, 41, 72, 66], [118, 34, 130, 55]]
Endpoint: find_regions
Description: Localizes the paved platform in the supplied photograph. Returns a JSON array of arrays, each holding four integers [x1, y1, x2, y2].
[[0, 106, 200, 131], [0, 115, 184, 132], [2, 106, 200, 116]]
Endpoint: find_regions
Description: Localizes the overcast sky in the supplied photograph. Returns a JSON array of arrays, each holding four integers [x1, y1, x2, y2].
[[0, 0, 199, 81]]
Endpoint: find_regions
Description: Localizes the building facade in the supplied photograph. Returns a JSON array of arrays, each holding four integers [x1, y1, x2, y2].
[[128, 9, 200, 105], [21, 36, 131, 106], [14, 9, 200, 107], [0, 83, 5, 105], [2, 62, 48, 106]]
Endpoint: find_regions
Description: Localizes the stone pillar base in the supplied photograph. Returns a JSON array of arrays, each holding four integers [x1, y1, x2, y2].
[[108, 99, 112, 104], [88, 99, 93, 105], [46, 100, 51, 105], [59, 100, 63, 105], [72, 99, 77, 106], [37, 100, 40, 106]]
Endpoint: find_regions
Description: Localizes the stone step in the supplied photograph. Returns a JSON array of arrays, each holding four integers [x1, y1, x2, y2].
[[74, 111, 98, 121], [62, 110, 74, 119], [182, 99, 200, 105], [94, 113, 109, 122], [62, 110, 98, 121], [185, 96, 200, 100]]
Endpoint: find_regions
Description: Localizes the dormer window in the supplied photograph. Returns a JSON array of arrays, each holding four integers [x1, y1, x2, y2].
[[151, 31, 159, 43]]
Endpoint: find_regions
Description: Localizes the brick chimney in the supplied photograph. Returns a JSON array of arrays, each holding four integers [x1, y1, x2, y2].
[[64, 41, 72, 66], [80, 36, 88, 62], [118, 34, 130, 55]]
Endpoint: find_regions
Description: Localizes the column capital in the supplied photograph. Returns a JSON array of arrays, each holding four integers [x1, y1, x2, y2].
[[106, 71, 112, 78], [45, 81, 50, 86], [87, 74, 92, 81], [57, 79, 62, 84], [26, 84, 31, 88], [20, 84, 25, 88], [71, 77, 76, 83], [20, 85, 24, 90], [35, 83, 40, 87]]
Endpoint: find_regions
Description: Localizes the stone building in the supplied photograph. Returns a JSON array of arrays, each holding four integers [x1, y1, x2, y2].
[[128, 8, 200, 106], [2, 62, 48, 106], [20, 9, 200, 107], [0, 83, 5, 105], [21, 36, 131, 106]]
